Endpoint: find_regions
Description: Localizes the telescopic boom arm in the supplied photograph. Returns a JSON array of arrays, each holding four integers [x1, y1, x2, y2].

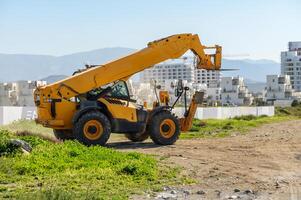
[[36, 33, 222, 100]]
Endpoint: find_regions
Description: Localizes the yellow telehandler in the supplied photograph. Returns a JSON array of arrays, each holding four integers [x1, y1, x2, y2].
[[34, 33, 222, 146]]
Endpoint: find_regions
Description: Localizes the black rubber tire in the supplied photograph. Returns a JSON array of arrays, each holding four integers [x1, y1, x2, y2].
[[53, 129, 74, 140], [73, 111, 111, 146], [125, 131, 149, 142], [149, 111, 180, 145]]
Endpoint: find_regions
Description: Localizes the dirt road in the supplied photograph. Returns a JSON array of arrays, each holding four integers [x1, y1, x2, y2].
[[108, 120, 301, 200]]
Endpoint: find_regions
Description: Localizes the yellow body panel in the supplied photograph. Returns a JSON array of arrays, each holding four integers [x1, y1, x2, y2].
[[36, 100, 77, 129], [99, 98, 138, 122]]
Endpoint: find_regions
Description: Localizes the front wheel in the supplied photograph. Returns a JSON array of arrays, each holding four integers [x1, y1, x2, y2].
[[73, 111, 111, 146], [149, 111, 180, 145]]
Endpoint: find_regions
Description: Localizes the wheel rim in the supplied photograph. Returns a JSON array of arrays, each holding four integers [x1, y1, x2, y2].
[[160, 119, 176, 138], [83, 120, 103, 140]]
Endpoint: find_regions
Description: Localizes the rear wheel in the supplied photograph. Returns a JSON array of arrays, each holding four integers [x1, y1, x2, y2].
[[53, 129, 74, 140], [125, 131, 149, 142], [74, 111, 111, 146], [149, 111, 180, 145]]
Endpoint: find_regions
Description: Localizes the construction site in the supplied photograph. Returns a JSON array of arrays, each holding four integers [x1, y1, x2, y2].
[[0, 1, 301, 200]]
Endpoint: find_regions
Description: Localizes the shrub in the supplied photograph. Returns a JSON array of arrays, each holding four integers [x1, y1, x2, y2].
[[222, 122, 234, 130], [276, 108, 291, 115], [199, 121, 207, 127], [233, 115, 257, 121], [0, 130, 21, 156], [291, 100, 299, 107]]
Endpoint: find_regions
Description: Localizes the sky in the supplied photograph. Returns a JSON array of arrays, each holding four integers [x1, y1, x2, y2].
[[0, 0, 300, 62]]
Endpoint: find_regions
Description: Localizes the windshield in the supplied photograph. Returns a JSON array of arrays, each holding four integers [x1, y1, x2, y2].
[[106, 81, 130, 99]]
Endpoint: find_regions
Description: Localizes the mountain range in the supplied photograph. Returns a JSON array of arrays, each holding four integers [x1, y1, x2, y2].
[[0, 48, 280, 87]]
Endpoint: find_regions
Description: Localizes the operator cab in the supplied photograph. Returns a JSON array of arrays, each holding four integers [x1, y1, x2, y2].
[[86, 80, 137, 103]]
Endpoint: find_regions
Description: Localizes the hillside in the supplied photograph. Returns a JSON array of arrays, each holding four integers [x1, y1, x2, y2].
[[0, 48, 279, 83], [0, 48, 135, 82], [221, 59, 280, 82]]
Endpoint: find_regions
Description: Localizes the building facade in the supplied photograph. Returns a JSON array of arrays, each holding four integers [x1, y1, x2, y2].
[[281, 41, 301, 91], [206, 80, 221, 105], [141, 57, 221, 87], [0, 83, 12, 106], [220, 77, 253, 106], [265, 75, 293, 101], [194, 69, 221, 85], [141, 57, 195, 85], [0, 80, 46, 106]]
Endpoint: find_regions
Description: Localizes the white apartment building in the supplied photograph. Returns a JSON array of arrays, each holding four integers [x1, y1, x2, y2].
[[194, 69, 221, 85], [0, 83, 12, 106], [141, 57, 194, 85], [0, 80, 46, 106], [281, 41, 301, 91], [141, 56, 221, 87], [220, 77, 253, 106], [206, 80, 221, 105], [265, 75, 293, 101]]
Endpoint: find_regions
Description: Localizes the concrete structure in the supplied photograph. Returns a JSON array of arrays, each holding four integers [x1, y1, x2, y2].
[[0, 106, 36, 125], [220, 76, 253, 106], [264, 74, 301, 106], [0, 83, 12, 106], [141, 56, 221, 86], [281, 41, 301, 91], [0, 106, 274, 125], [174, 106, 274, 119], [0, 80, 46, 106], [206, 80, 221, 105], [141, 57, 195, 85], [195, 69, 221, 85], [265, 75, 294, 100]]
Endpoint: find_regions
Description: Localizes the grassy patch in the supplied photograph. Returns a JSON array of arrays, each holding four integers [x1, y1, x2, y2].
[[2, 120, 56, 142], [0, 130, 184, 199], [275, 106, 301, 117], [181, 115, 295, 139]]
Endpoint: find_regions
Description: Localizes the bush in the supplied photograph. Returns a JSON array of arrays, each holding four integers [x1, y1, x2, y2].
[[222, 122, 234, 130], [233, 115, 257, 121], [0, 130, 21, 156], [291, 100, 299, 107], [199, 121, 207, 127]]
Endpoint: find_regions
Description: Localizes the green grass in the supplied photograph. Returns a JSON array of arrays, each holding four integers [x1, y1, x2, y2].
[[2, 120, 56, 142], [181, 114, 296, 139], [180, 105, 301, 139], [275, 106, 301, 117], [0, 130, 186, 199]]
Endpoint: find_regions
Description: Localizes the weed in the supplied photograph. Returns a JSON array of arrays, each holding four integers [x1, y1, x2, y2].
[[0, 130, 22, 156], [233, 114, 257, 121]]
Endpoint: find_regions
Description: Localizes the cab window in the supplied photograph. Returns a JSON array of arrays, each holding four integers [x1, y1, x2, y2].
[[107, 81, 129, 99]]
